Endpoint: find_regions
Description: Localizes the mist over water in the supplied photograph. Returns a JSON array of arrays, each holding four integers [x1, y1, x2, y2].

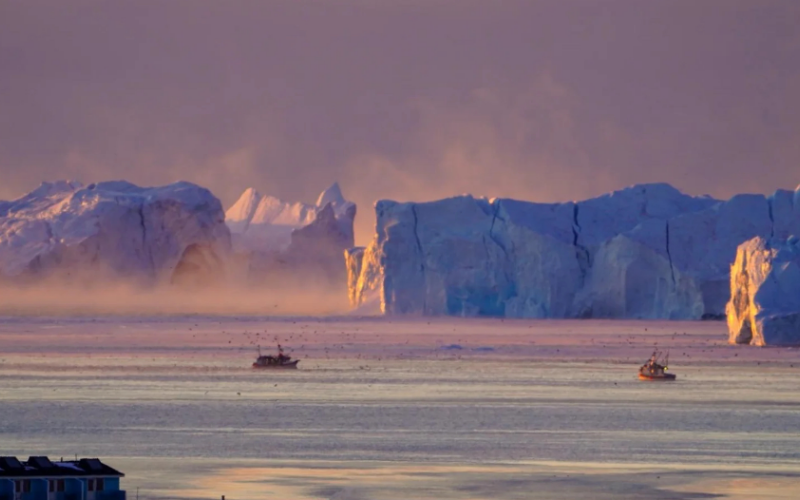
[[0, 282, 350, 316]]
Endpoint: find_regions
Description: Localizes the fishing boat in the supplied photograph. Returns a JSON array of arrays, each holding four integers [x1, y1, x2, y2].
[[638, 349, 676, 381], [252, 344, 299, 369]]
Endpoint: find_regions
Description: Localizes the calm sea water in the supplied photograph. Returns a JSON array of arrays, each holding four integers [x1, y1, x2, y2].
[[1, 317, 799, 499]]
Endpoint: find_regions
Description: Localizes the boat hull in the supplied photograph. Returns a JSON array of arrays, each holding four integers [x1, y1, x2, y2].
[[638, 373, 676, 381], [252, 360, 299, 369]]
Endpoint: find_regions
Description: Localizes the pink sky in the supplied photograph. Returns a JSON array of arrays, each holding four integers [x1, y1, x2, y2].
[[1, 0, 799, 243]]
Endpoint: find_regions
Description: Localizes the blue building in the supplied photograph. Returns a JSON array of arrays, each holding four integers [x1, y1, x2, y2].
[[0, 457, 124, 500]]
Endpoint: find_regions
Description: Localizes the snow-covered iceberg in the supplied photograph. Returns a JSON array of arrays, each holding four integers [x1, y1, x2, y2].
[[226, 182, 354, 254], [726, 235, 800, 346], [226, 183, 356, 289], [349, 183, 800, 319], [0, 180, 230, 284]]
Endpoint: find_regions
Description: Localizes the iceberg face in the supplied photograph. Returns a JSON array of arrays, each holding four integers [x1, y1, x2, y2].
[[345, 247, 366, 306], [227, 183, 356, 290], [171, 243, 226, 287], [282, 202, 356, 286], [373, 200, 427, 315], [0, 180, 231, 284], [575, 230, 704, 319], [226, 182, 355, 254], [664, 194, 775, 316], [795, 184, 800, 212], [727, 236, 800, 346], [575, 183, 717, 249], [226, 192, 316, 253], [315, 182, 347, 211], [770, 189, 800, 241], [367, 196, 573, 317], [351, 184, 717, 318], [493, 200, 584, 318], [224, 187, 262, 234], [348, 238, 384, 310], [349, 182, 800, 320]]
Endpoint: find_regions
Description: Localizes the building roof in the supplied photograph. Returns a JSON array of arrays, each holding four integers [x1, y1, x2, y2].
[[0, 457, 124, 478]]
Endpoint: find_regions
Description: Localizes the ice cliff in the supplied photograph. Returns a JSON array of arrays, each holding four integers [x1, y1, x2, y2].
[[0, 180, 230, 284], [348, 183, 800, 319], [726, 236, 800, 346], [226, 183, 356, 289]]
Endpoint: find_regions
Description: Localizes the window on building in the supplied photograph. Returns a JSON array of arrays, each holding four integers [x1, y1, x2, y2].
[[57, 479, 65, 492], [49, 480, 55, 493], [88, 479, 94, 491], [16, 480, 31, 493], [96, 478, 104, 492]]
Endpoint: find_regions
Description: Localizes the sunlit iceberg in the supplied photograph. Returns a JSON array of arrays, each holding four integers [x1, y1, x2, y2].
[[727, 235, 800, 346]]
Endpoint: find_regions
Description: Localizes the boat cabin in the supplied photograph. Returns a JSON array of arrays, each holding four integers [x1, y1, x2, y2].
[[638, 350, 676, 380]]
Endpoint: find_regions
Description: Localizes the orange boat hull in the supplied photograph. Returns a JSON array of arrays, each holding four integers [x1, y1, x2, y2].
[[638, 373, 676, 381]]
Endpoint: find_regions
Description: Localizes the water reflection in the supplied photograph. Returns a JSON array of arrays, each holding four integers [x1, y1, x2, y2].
[[1, 317, 799, 499]]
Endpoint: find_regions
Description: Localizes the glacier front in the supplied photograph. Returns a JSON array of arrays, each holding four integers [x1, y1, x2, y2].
[[348, 183, 800, 319]]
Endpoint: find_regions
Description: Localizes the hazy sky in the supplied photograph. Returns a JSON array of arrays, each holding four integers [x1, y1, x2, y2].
[[1, 0, 799, 243]]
